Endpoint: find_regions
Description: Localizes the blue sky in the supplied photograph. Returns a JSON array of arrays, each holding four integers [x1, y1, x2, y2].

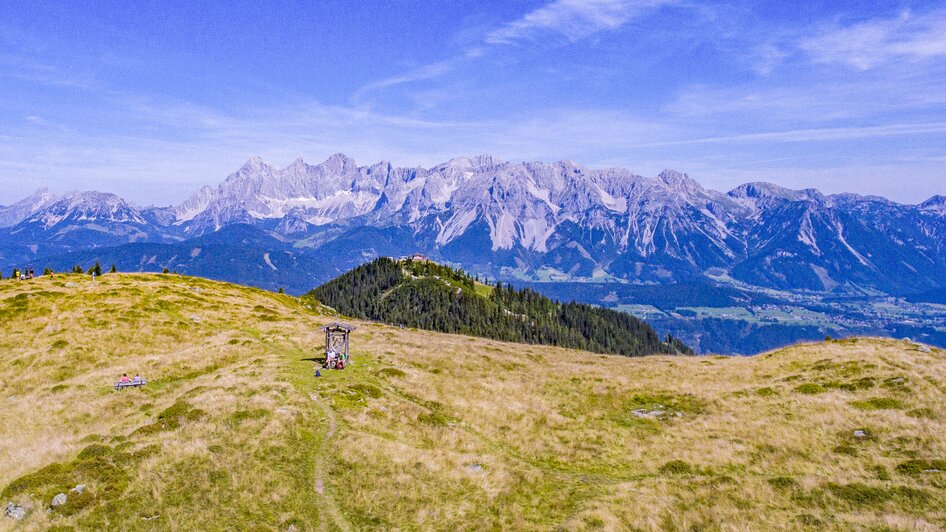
[[1, 0, 945, 205]]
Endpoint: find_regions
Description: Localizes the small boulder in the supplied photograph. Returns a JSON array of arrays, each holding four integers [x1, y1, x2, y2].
[[4, 503, 28, 520], [51, 493, 67, 507], [70, 484, 86, 494], [468, 463, 483, 472], [917, 345, 932, 353], [853, 430, 868, 438]]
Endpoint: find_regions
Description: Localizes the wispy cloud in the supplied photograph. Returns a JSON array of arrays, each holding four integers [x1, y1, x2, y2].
[[351, 60, 455, 104], [486, 0, 671, 44], [0, 53, 98, 89], [354, 0, 674, 105], [632, 122, 946, 148], [800, 8, 946, 70]]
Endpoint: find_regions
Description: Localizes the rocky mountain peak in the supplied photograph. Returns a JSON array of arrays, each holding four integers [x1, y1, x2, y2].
[[444, 154, 503, 171], [0, 187, 58, 227], [920, 195, 946, 215], [729, 182, 822, 203], [321, 153, 357, 173], [658, 169, 688, 183], [22, 191, 146, 229], [240, 156, 271, 172]]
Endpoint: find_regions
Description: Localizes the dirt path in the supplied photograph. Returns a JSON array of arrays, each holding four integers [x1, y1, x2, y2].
[[310, 392, 351, 532]]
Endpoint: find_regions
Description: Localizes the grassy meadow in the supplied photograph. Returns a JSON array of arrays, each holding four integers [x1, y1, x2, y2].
[[0, 273, 944, 530]]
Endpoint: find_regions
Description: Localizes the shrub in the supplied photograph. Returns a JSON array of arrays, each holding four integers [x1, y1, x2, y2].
[[418, 411, 450, 426], [833, 445, 858, 456], [826, 482, 931, 508], [896, 459, 946, 475], [794, 383, 826, 394], [659, 460, 693, 475], [377, 367, 407, 378], [907, 408, 936, 419], [349, 383, 382, 398], [850, 397, 902, 410], [230, 409, 268, 425], [767, 477, 797, 491], [826, 482, 887, 506]]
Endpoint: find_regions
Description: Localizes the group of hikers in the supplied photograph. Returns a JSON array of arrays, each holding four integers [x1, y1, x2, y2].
[[9, 267, 38, 280], [115, 372, 146, 389], [119, 372, 144, 384], [323, 349, 348, 370]]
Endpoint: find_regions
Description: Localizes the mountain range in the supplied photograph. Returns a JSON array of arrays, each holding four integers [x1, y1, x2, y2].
[[2, 153, 944, 298]]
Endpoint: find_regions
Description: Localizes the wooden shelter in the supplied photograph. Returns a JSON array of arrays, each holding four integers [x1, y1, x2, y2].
[[321, 322, 355, 367]]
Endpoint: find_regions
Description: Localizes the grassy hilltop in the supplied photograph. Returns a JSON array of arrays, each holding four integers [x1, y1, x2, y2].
[[0, 273, 945, 530]]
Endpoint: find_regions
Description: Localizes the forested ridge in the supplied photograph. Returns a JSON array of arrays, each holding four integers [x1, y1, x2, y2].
[[309, 258, 692, 356]]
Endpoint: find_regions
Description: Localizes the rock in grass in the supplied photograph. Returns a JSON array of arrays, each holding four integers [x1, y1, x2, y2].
[[71, 484, 86, 494], [4, 503, 28, 520], [51, 493, 67, 507], [853, 430, 868, 438]]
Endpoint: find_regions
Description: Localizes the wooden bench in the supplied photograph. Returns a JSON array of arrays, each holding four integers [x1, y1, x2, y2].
[[114, 380, 147, 390]]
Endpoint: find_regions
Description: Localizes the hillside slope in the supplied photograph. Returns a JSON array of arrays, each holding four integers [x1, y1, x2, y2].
[[1, 274, 945, 530], [309, 257, 691, 356]]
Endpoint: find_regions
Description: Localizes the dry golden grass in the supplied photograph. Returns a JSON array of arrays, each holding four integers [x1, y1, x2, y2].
[[1, 273, 944, 530]]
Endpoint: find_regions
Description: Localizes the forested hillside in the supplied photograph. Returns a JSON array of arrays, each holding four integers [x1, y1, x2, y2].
[[309, 258, 691, 356]]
